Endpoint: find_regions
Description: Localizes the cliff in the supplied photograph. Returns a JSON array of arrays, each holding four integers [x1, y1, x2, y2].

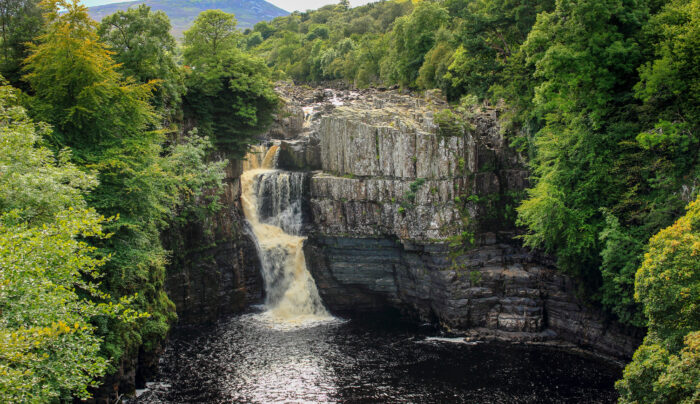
[[266, 84, 642, 359]]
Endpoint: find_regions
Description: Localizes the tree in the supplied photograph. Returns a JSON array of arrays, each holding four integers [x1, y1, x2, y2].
[[23, 0, 226, 371], [98, 5, 184, 120], [23, 0, 155, 151], [183, 10, 277, 155], [445, 0, 554, 100], [253, 21, 275, 39], [617, 196, 700, 403], [0, 0, 42, 87], [183, 9, 240, 62], [0, 80, 141, 402], [515, 0, 651, 310], [382, 1, 449, 87]]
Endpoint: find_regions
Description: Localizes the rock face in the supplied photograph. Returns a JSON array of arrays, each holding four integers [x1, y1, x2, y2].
[[163, 157, 264, 326], [305, 235, 642, 358], [265, 84, 642, 359]]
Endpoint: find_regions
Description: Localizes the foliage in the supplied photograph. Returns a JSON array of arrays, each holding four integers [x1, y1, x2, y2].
[[598, 211, 646, 326], [0, 0, 42, 87], [617, 197, 700, 403], [445, 0, 554, 100], [512, 0, 697, 323], [98, 5, 184, 120], [23, 0, 226, 370], [245, 0, 413, 86], [23, 0, 155, 152], [183, 10, 241, 60], [182, 10, 278, 155], [382, 1, 449, 87], [0, 81, 142, 402]]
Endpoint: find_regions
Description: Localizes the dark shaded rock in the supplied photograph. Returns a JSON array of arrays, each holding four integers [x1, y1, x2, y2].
[[305, 234, 642, 359], [277, 138, 321, 171], [265, 102, 304, 140], [164, 158, 264, 325]]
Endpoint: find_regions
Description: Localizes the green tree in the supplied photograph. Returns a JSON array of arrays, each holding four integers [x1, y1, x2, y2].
[[183, 9, 240, 61], [0, 0, 42, 87], [183, 10, 277, 155], [515, 0, 651, 304], [382, 1, 449, 87], [617, 197, 700, 403], [253, 21, 275, 39], [98, 4, 183, 120], [0, 81, 141, 402], [416, 28, 456, 97], [445, 0, 554, 100], [23, 0, 225, 370]]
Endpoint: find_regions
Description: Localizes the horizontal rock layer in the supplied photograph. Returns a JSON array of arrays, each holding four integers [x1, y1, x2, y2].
[[319, 115, 466, 179], [305, 235, 642, 358]]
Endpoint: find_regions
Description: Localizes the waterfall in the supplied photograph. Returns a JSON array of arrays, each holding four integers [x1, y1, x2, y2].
[[241, 144, 331, 325]]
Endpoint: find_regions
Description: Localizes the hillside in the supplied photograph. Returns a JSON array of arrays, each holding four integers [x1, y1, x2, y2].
[[89, 0, 289, 36]]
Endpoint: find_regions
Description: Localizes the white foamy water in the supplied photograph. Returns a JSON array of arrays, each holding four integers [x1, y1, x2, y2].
[[241, 144, 333, 327]]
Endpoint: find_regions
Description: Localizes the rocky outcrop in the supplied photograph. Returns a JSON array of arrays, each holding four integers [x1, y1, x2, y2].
[[305, 234, 642, 358], [263, 85, 642, 359]]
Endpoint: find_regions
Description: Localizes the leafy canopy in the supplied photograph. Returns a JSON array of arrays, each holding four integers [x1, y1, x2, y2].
[[183, 10, 277, 155], [0, 81, 141, 402], [23, 0, 227, 368], [98, 4, 184, 117], [617, 196, 700, 403]]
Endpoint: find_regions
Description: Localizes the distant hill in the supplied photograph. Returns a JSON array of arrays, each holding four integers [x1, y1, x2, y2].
[[89, 0, 289, 36]]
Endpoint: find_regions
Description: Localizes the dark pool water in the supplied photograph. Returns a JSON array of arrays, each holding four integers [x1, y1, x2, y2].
[[135, 307, 621, 403]]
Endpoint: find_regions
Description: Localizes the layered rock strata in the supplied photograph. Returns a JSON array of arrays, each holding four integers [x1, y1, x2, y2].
[[264, 85, 641, 359]]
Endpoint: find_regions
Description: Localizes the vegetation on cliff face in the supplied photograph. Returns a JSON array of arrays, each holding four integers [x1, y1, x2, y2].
[[0, 0, 275, 400]]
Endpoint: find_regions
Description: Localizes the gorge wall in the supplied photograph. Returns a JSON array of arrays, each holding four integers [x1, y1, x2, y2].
[[93, 156, 265, 403], [268, 85, 642, 359], [164, 156, 263, 326]]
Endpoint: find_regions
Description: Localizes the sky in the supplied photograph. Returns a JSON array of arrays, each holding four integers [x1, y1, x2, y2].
[[81, 0, 374, 12]]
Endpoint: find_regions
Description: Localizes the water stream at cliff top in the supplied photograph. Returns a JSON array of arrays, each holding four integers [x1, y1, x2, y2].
[[240, 144, 332, 327]]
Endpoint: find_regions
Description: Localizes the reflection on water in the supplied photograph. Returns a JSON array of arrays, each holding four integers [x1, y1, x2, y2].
[[136, 308, 621, 403]]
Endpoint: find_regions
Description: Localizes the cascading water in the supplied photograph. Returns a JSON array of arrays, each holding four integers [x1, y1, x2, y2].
[[241, 144, 332, 325]]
